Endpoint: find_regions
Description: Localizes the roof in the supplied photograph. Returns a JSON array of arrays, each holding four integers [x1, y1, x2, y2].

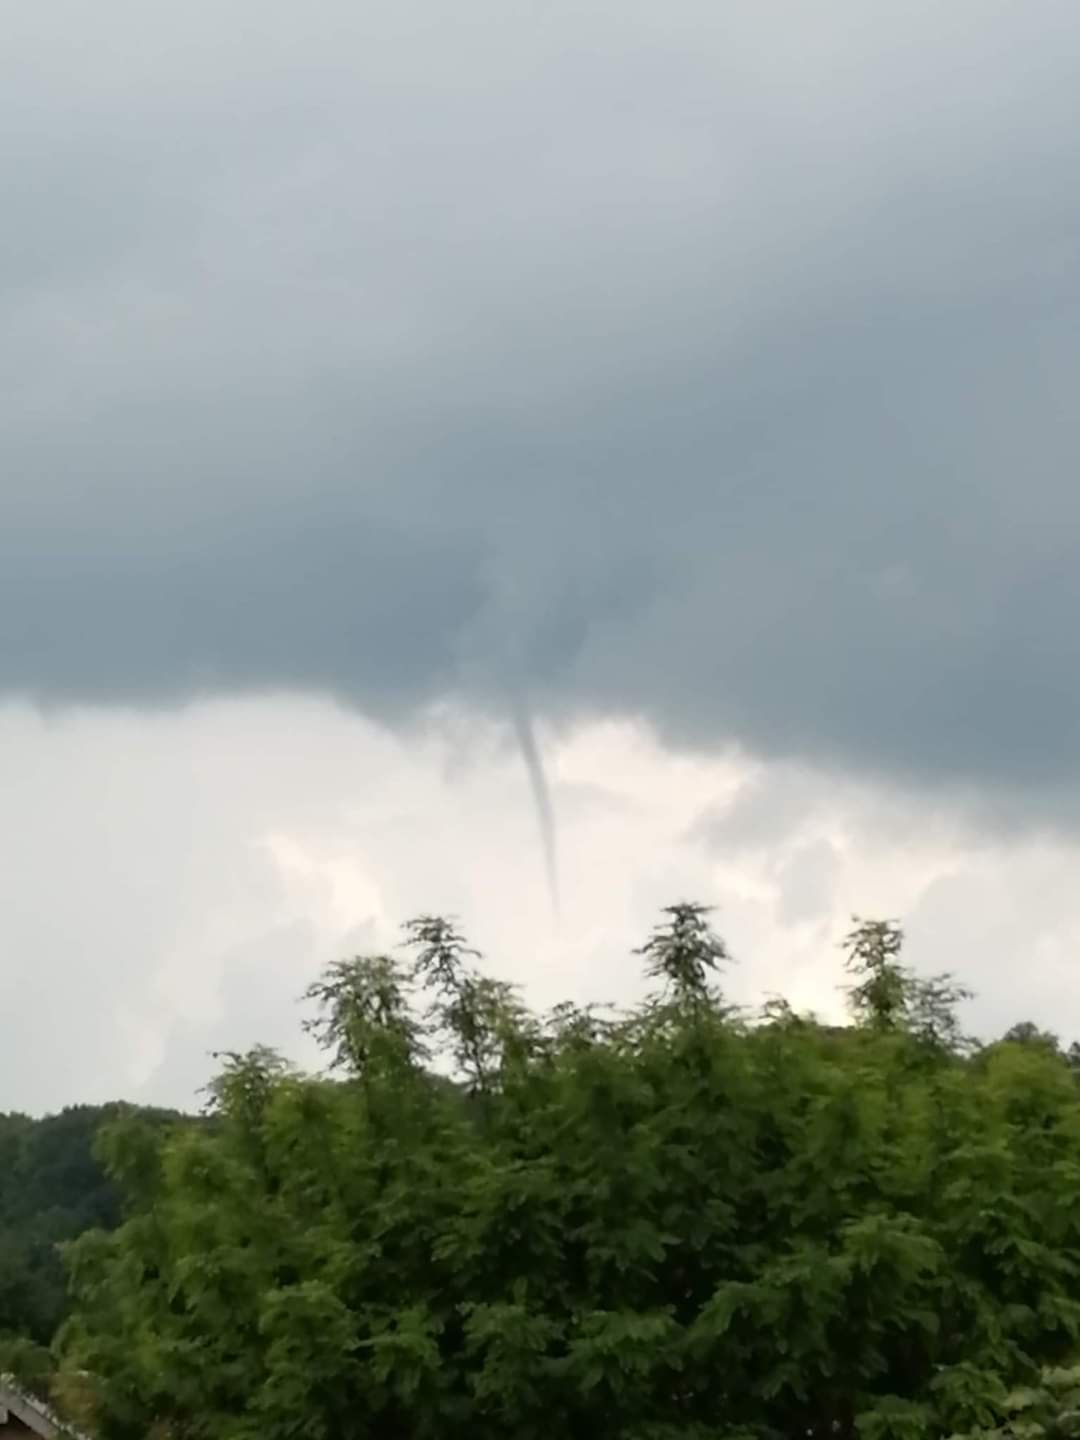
[[0, 1378, 91, 1439]]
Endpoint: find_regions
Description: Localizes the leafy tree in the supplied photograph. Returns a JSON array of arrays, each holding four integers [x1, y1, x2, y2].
[[951, 1362, 1080, 1439], [405, 914, 534, 1092], [48, 906, 1080, 1440], [636, 901, 731, 1005], [843, 917, 909, 1029], [844, 916, 973, 1051], [0, 1103, 179, 1372]]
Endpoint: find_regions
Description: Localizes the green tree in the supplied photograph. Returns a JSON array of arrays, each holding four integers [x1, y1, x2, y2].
[[0, 1102, 179, 1386], [52, 907, 1080, 1440]]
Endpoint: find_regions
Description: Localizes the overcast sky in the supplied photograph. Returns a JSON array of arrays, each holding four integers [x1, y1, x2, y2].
[[4, 1, 1080, 1113]]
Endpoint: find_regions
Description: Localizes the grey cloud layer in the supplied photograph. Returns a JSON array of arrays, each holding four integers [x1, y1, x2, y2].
[[5, 0, 1080, 788]]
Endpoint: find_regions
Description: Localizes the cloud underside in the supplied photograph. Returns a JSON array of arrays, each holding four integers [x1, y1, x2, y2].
[[5, 697, 1080, 1115], [4, 0, 1080, 798]]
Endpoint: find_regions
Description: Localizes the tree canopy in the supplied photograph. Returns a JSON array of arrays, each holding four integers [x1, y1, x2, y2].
[[41, 906, 1080, 1439], [0, 1103, 179, 1392]]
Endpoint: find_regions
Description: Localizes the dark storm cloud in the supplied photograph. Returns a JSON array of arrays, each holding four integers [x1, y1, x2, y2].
[[6, 0, 1080, 791]]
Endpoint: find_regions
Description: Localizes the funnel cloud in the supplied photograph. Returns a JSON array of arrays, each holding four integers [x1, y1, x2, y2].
[[2, 2, 1080, 815], [510, 695, 560, 913]]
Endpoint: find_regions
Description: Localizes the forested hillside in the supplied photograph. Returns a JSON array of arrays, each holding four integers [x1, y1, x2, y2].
[[36, 908, 1080, 1440], [0, 1104, 180, 1389]]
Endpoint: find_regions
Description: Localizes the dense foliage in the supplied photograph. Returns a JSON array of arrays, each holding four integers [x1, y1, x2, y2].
[[48, 909, 1080, 1439], [0, 1104, 180, 1391], [0, 1106, 140, 1387]]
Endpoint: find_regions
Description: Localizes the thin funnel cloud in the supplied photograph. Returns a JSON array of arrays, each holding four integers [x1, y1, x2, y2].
[[510, 692, 560, 914]]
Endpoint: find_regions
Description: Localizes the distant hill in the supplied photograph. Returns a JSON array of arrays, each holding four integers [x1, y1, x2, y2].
[[0, 1105, 183, 1362]]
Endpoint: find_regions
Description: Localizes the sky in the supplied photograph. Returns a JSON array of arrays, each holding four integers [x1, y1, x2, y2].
[[4, 1, 1080, 1112]]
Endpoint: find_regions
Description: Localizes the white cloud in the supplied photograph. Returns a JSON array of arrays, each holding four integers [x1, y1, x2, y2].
[[3, 697, 1080, 1114]]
